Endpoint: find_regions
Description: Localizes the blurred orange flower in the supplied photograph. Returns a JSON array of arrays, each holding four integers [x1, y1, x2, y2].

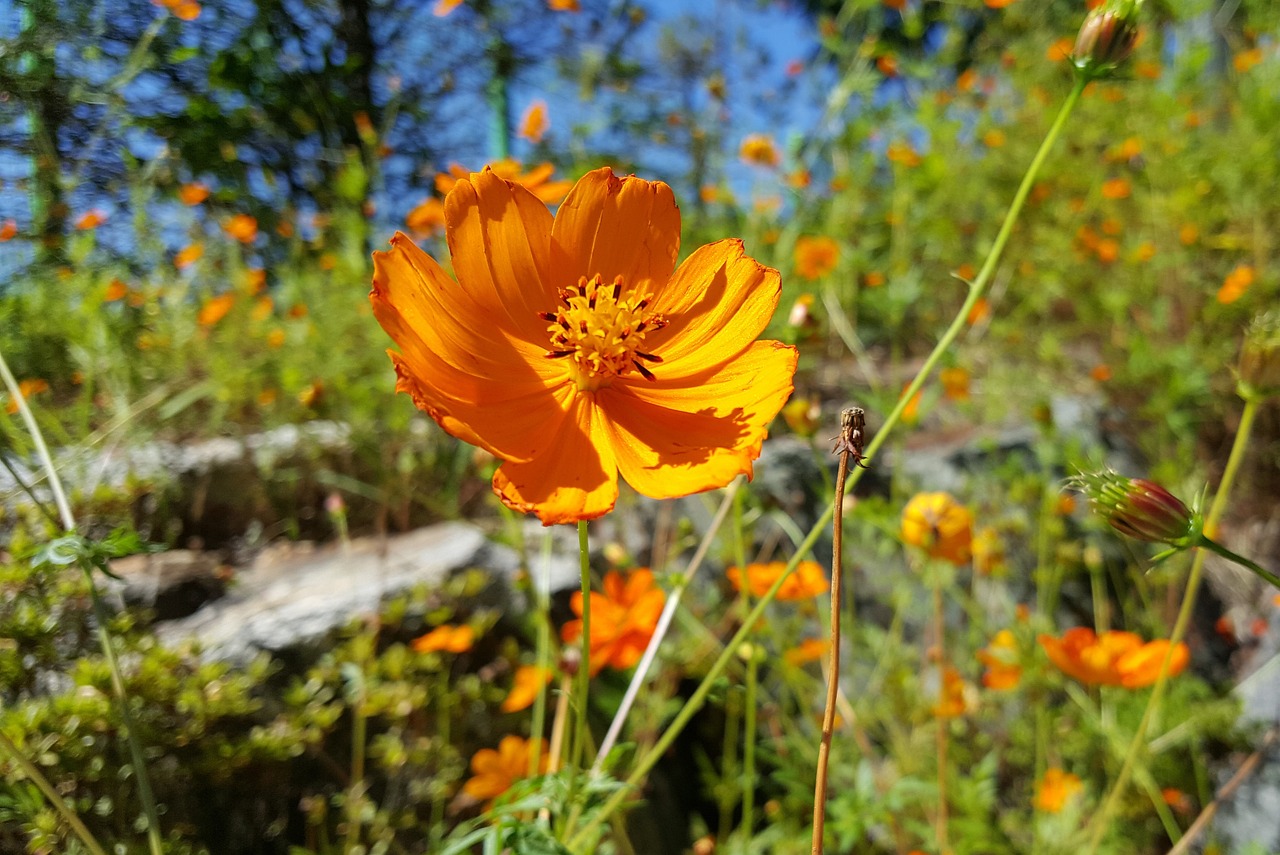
[[1178, 224, 1198, 245], [984, 0, 1018, 7], [740, 134, 780, 168], [405, 197, 446, 238], [1047, 37, 1074, 62], [266, 329, 286, 349], [931, 666, 972, 718], [1101, 177, 1131, 200], [224, 214, 259, 243], [901, 492, 973, 565], [434, 159, 571, 205], [4, 379, 49, 415], [197, 293, 236, 327], [977, 629, 1022, 690], [863, 271, 886, 288], [899, 385, 923, 425], [501, 665, 552, 713], [433, 0, 463, 16], [794, 236, 839, 280], [940, 367, 970, 401], [1234, 47, 1263, 74], [251, 296, 274, 322], [1039, 627, 1188, 688], [1035, 768, 1082, 813], [1095, 238, 1119, 264], [518, 100, 549, 143], [983, 129, 1006, 148], [886, 140, 921, 167], [75, 210, 106, 230], [244, 268, 267, 293], [179, 183, 210, 205], [412, 624, 475, 654], [1090, 363, 1112, 382], [1217, 264, 1255, 305], [372, 167, 796, 524], [0, 219, 17, 241], [972, 526, 1005, 575], [1133, 241, 1156, 263], [548, 0, 580, 9], [786, 168, 811, 189], [876, 54, 898, 76], [153, 0, 200, 19], [104, 279, 129, 302], [966, 297, 991, 325], [785, 638, 828, 665], [728, 560, 827, 601], [175, 243, 204, 269], [562, 569, 665, 676], [463, 736, 547, 805]]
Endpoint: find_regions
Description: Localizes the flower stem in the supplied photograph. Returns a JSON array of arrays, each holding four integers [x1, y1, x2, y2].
[[567, 76, 1087, 853], [1083, 396, 1261, 853], [1197, 534, 1280, 589], [933, 580, 951, 855], [0, 347, 165, 855], [562, 520, 593, 837], [0, 727, 110, 855]]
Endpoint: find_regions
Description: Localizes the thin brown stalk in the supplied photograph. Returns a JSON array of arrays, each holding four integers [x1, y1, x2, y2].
[[812, 407, 865, 854], [1166, 726, 1280, 855]]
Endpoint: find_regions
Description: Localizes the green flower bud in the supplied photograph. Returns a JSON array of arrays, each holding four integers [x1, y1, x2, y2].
[[1072, 0, 1143, 80], [1071, 470, 1200, 547]]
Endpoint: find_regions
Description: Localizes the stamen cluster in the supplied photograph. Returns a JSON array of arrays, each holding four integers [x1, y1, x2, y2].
[[542, 274, 668, 389]]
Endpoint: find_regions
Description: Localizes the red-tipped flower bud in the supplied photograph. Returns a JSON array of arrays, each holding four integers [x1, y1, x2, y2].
[[1072, 0, 1142, 80], [1071, 470, 1200, 547]]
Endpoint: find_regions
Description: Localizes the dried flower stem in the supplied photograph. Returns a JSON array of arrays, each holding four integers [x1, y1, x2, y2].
[[1166, 725, 1280, 855], [0, 347, 165, 855], [570, 76, 1087, 852], [1084, 396, 1261, 853]]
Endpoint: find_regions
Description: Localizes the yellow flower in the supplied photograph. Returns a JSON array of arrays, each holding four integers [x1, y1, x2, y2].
[[971, 526, 1005, 575], [739, 134, 780, 168], [977, 629, 1021, 690], [501, 665, 552, 713], [372, 167, 797, 524], [462, 735, 547, 805], [1034, 768, 1082, 813], [901, 492, 973, 564], [561, 569, 665, 676], [411, 624, 475, 654], [793, 236, 839, 281], [1038, 627, 1188, 688], [727, 560, 827, 601], [518, 100, 549, 144]]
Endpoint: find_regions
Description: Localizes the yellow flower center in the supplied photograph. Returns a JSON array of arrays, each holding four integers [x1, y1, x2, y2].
[[542, 274, 668, 391]]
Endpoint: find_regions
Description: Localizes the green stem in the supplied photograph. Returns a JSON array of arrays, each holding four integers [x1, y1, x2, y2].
[[1084, 396, 1261, 852], [562, 520, 592, 838], [1198, 535, 1280, 589], [567, 76, 1087, 853], [0, 727, 110, 855]]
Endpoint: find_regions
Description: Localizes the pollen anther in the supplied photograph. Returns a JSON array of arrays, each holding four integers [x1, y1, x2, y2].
[[542, 273, 667, 390]]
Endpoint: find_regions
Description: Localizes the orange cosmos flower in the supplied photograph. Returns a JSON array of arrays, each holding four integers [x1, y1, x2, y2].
[[1217, 263, 1255, 305], [972, 526, 1005, 575], [197, 293, 236, 327], [5, 379, 50, 415], [153, 0, 200, 19], [1038, 627, 1188, 688], [1035, 768, 1082, 813], [983, 129, 1006, 148], [372, 167, 797, 524], [901, 492, 973, 564], [561, 568, 665, 676], [501, 665, 553, 713], [931, 666, 972, 718], [740, 134, 780, 168], [179, 183, 210, 205], [1234, 47, 1263, 74], [727, 560, 827, 601], [939, 366, 970, 401], [405, 196, 446, 238], [1047, 37, 1075, 62], [434, 159, 571, 206], [977, 629, 1022, 690], [223, 214, 259, 243], [548, 0, 580, 9], [433, 0, 463, 16], [984, 0, 1018, 7], [75, 210, 106, 230], [1101, 177, 1131, 199], [863, 271, 885, 288], [0, 219, 16, 241], [104, 279, 129, 302], [886, 140, 921, 167], [518, 100, 549, 143], [412, 624, 476, 654], [794, 236, 839, 280], [463, 736, 547, 806], [785, 638, 828, 665]]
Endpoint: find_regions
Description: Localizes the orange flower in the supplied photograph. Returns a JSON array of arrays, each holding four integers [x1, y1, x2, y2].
[[518, 100, 549, 143], [1234, 47, 1263, 74], [175, 241, 202, 268], [966, 297, 991, 325], [1095, 238, 1119, 264], [977, 629, 1022, 690], [197, 293, 236, 327], [547, 0, 580, 9], [1133, 240, 1156, 263], [463, 735, 547, 805], [899, 385, 923, 425], [561, 569, 665, 676], [266, 329, 286, 349], [972, 526, 1005, 575], [405, 197, 446, 238], [412, 624, 475, 654], [1035, 768, 1082, 813], [1178, 223, 1198, 245], [863, 271, 886, 288], [794, 236, 839, 280], [0, 219, 16, 241], [75, 210, 106, 230], [983, 129, 1006, 148], [223, 213, 259, 243], [901, 492, 973, 565], [930, 666, 972, 718], [1038, 627, 1188, 688], [727, 560, 827, 601], [786, 169, 811, 189], [940, 367, 970, 401], [785, 638, 828, 665], [740, 134, 780, 168], [984, 0, 1017, 7], [251, 296, 274, 322], [433, 0, 463, 16], [886, 140, 921, 167], [104, 279, 129, 302], [434, 159, 571, 206], [876, 54, 898, 76], [1217, 264, 1255, 305], [153, 0, 200, 19], [179, 182, 210, 205], [501, 665, 552, 713], [5, 379, 50, 415], [1090, 363, 1112, 382], [1046, 37, 1074, 62], [1101, 177, 1131, 199], [244, 268, 267, 293], [372, 167, 797, 524]]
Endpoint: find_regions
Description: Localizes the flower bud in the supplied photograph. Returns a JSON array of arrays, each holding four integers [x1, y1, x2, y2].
[[1238, 311, 1280, 402], [1071, 470, 1199, 547], [1072, 0, 1142, 80]]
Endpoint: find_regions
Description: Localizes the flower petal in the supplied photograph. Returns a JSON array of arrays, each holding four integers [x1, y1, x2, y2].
[[646, 239, 782, 370], [492, 394, 619, 524], [600, 341, 797, 499], [445, 169, 557, 344], [550, 168, 680, 294]]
